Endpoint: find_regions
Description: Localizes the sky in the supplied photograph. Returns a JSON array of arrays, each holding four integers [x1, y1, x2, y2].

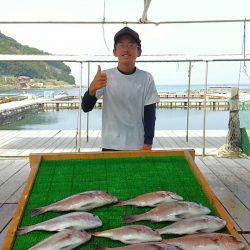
[[0, 0, 250, 86]]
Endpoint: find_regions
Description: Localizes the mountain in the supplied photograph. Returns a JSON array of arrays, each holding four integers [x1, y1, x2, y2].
[[0, 31, 75, 84]]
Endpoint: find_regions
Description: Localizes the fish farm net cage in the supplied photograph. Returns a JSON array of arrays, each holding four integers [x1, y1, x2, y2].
[[240, 101, 250, 156], [13, 155, 227, 249]]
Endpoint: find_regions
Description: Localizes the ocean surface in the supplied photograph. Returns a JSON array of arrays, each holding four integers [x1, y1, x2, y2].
[[0, 108, 230, 130], [1, 83, 250, 97], [1, 84, 249, 130]]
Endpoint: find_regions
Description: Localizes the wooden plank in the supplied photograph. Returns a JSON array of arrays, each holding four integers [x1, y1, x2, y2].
[[171, 130, 200, 149], [215, 157, 250, 187], [40, 130, 70, 153], [91, 130, 102, 151], [232, 157, 250, 172], [0, 160, 29, 186], [195, 157, 242, 231], [232, 156, 250, 172], [158, 130, 181, 149], [0, 130, 34, 151], [51, 130, 80, 153], [0, 130, 20, 145], [190, 130, 223, 155], [0, 225, 9, 249], [203, 156, 250, 209], [6, 184, 25, 204], [241, 234, 250, 245], [61, 133, 77, 152], [196, 157, 250, 232], [19, 130, 61, 156], [0, 160, 17, 172], [0, 130, 48, 156], [79, 130, 100, 152], [0, 204, 17, 232], [184, 151, 240, 238], [0, 165, 30, 203], [3, 155, 40, 249]]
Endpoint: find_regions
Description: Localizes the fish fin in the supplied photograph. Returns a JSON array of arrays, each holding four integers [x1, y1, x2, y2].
[[16, 226, 33, 236], [197, 228, 210, 233], [123, 215, 139, 223], [122, 238, 140, 244], [175, 213, 191, 219], [31, 207, 46, 217]]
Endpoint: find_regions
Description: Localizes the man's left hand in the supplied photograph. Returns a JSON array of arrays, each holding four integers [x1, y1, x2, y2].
[[140, 144, 152, 150]]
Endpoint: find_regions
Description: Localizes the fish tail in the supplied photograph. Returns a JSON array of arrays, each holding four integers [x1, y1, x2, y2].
[[92, 232, 99, 236], [114, 201, 128, 206], [123, 214, 141, 223], [30, 207, 47, 217], [16, 226, 35, 235]]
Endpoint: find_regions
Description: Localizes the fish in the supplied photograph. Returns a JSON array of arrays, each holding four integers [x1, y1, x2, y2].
[[92, 225, 162, 244], [123, 201, 210, 223], [162, 233, 245, 250], [96, 243, 183, 250], [31, 190, 118, 216], [157, 215, 226, 235], [115, 191, 183, 207], [16, 212, 102, 235], [28, 229, 91, 250]]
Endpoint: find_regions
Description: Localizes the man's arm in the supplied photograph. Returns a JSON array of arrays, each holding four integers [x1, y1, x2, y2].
[[81, 90, 97, 112], [81, 65, 107, 113], [142, 103, 156, 150]]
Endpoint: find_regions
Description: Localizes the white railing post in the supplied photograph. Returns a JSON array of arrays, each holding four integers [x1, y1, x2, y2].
[[202, 61, 209, 156], [186, 61, 192, 142], [77, 62, 83, 152]]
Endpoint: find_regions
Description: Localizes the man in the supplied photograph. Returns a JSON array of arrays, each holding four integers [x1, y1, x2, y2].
[[82, 27, 159, 151]]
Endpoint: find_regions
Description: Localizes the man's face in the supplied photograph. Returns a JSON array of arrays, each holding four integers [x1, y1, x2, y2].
[[113, 35, 140, 64]]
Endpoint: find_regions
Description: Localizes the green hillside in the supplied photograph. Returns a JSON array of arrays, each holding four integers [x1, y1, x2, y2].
[[0, 31, 75, 84]]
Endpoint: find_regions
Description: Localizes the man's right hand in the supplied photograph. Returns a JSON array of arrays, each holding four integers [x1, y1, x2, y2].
[[89, 65, 107, 96]]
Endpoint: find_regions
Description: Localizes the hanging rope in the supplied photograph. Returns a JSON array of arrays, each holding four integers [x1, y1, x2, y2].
[[102, 0, 110, 52], [242, 19, 250, 81], [238, 19, 250, 84], [139, 0, 152, 23]]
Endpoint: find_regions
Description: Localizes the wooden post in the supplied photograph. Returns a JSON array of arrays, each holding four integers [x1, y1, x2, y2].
[[227, 88, 241, 152]]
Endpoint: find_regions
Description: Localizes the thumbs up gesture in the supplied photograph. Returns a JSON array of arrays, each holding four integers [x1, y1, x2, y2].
[[89, 65, 107, 96]]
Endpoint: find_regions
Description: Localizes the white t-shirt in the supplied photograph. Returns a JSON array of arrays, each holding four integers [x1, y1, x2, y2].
[[96, 67, 159, 150]]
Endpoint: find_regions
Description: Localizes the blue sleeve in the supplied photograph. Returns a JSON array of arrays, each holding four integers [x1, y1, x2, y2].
[[81, 90, 97, 112], [144, 103, 156, 145]]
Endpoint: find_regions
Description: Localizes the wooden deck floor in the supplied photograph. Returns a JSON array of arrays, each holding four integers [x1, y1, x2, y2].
[[0, 130, 249, 248], [0, 129, 228, 156]]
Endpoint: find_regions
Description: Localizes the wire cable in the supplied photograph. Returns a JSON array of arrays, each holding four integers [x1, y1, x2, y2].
[[101, 0, 110, 52]]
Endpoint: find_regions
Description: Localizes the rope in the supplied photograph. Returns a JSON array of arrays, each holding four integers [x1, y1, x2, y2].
[[139, 0, 152, 23], [101, 0, 110, 52], [238, 19, 250, 85]]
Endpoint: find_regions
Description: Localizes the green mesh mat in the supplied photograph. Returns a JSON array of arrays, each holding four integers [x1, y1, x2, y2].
[[240, 101, 250, 155], [240, 128, 250, 156], [13, 155, 225, 249]]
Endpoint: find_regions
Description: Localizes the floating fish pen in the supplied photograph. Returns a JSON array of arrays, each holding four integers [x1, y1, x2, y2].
[[39, 99, 231, 111], [3, 150, 244, 249]]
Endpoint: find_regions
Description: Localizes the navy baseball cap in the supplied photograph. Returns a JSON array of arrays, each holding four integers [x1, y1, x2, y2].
[[114, 27, 141, 47]]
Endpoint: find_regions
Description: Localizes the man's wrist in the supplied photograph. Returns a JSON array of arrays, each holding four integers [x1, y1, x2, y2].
[[88, 87, 96, 97]]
